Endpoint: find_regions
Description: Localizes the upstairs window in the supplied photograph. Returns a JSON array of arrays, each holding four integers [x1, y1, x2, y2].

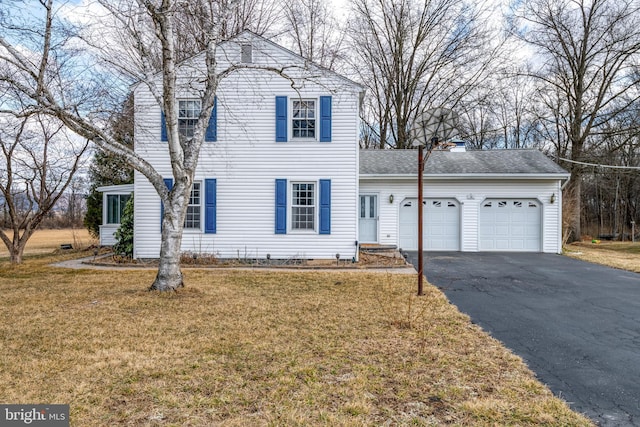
[[292, 100, 316, 138], [161, 98, 217, 142], [178, 100, 201, 138]]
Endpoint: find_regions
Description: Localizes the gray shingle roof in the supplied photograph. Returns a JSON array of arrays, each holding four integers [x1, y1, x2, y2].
[[360, 149, 569, 176]]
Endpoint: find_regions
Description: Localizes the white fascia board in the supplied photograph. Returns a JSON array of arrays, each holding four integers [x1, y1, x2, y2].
[[96, 184, 134, 193], [360, 173, 570, 181]]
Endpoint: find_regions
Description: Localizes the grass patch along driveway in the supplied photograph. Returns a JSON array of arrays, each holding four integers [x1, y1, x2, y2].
[[565, 241, 640, 273], [0, 253, 591, 426]]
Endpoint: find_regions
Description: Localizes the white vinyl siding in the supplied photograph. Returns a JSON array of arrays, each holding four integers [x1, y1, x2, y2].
[[132, 33, 361, 259], [359, 178, 563, 254]]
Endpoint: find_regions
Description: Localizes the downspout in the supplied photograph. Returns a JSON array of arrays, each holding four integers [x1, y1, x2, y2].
[[354, 91, 365, 262]]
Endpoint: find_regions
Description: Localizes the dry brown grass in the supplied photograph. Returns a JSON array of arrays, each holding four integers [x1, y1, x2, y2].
[[565, 241, 640, 273], [0, 252, 592, 426], [0, 228, 96, 258]]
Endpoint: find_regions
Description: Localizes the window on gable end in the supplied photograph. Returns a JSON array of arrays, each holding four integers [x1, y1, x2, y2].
[[241, 44, 253, 63]]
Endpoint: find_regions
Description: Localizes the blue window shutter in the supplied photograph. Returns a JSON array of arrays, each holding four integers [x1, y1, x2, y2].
[[161, 111, 168, 142], [161, 178, 173, 229], [275, 96, 287, 142], [319, 179, 331, 234], [319, 96, 332, 142], [205, 96, 217, 142], [275, 179, 287, 234], [204, 178, 217, 233]]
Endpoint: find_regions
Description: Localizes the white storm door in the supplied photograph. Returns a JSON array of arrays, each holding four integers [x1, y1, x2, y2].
[[359, 195, 378, 243]]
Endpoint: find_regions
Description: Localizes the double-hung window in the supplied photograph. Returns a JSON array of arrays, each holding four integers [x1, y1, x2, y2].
[[291, 182, 315, 230], [162, 98, 217, 142], [292, 100, 316, 138], [185, 182, 201, 229], [275, 179, 329, 235], [178, 100, 201, 138], [106, 194, 130, 224]]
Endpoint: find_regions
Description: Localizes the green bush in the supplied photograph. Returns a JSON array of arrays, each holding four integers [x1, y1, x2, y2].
[[113, 195, 134, 257], [84, 189, 103, 238]]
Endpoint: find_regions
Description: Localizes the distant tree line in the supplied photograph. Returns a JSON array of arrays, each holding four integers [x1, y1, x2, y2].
[[2, 0, 639, 271], [81, 0, 640, 243]]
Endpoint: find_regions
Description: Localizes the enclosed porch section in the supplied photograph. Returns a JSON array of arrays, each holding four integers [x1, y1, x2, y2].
[[97, 184, 133, 246]]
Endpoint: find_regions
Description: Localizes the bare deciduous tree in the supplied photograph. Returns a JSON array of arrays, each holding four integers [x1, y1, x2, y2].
[[0, 0, 317, 290], [0, 112, 88, 264], [282, 0, 345, 70], [348, 0, 505, 149], [512, 0, 640, 242]]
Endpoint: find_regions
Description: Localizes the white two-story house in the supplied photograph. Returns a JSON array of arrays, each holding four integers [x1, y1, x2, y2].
[[129, 31, 363, 260], [99, 31, 569, 258]]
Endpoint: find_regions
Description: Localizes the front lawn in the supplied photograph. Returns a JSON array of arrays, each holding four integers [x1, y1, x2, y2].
[[0, 253, 592, 426], [565, 241, 640, 273]]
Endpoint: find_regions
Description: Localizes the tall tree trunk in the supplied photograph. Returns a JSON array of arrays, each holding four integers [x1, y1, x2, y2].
[[9, 242, 25, 264], [564, 174, 582, 243], [150, 226, 184, 291], [1, 228, 32, 265], [150, 203, 185, 291]]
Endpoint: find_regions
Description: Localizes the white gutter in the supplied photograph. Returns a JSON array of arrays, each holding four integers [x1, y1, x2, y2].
[[360, 173, 571, 181]]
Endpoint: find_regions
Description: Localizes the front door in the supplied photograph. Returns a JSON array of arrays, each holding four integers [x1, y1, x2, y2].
[[359, 194, 378, 243]]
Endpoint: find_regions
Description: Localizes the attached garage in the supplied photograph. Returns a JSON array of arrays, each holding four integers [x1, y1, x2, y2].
[[359, 149, 569, 254], [479, 199, 541, 251], [399, 198, 460, 251]]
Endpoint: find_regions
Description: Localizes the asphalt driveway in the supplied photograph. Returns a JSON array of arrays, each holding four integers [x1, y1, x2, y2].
[[405, 251, 640, 427]]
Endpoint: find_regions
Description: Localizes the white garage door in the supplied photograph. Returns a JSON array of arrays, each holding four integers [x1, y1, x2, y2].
[[479, 199, 541, 251], [399, 198, 460, 251]]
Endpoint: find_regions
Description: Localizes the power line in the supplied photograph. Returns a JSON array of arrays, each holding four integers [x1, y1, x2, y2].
[[556, 157, 640, 170]]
